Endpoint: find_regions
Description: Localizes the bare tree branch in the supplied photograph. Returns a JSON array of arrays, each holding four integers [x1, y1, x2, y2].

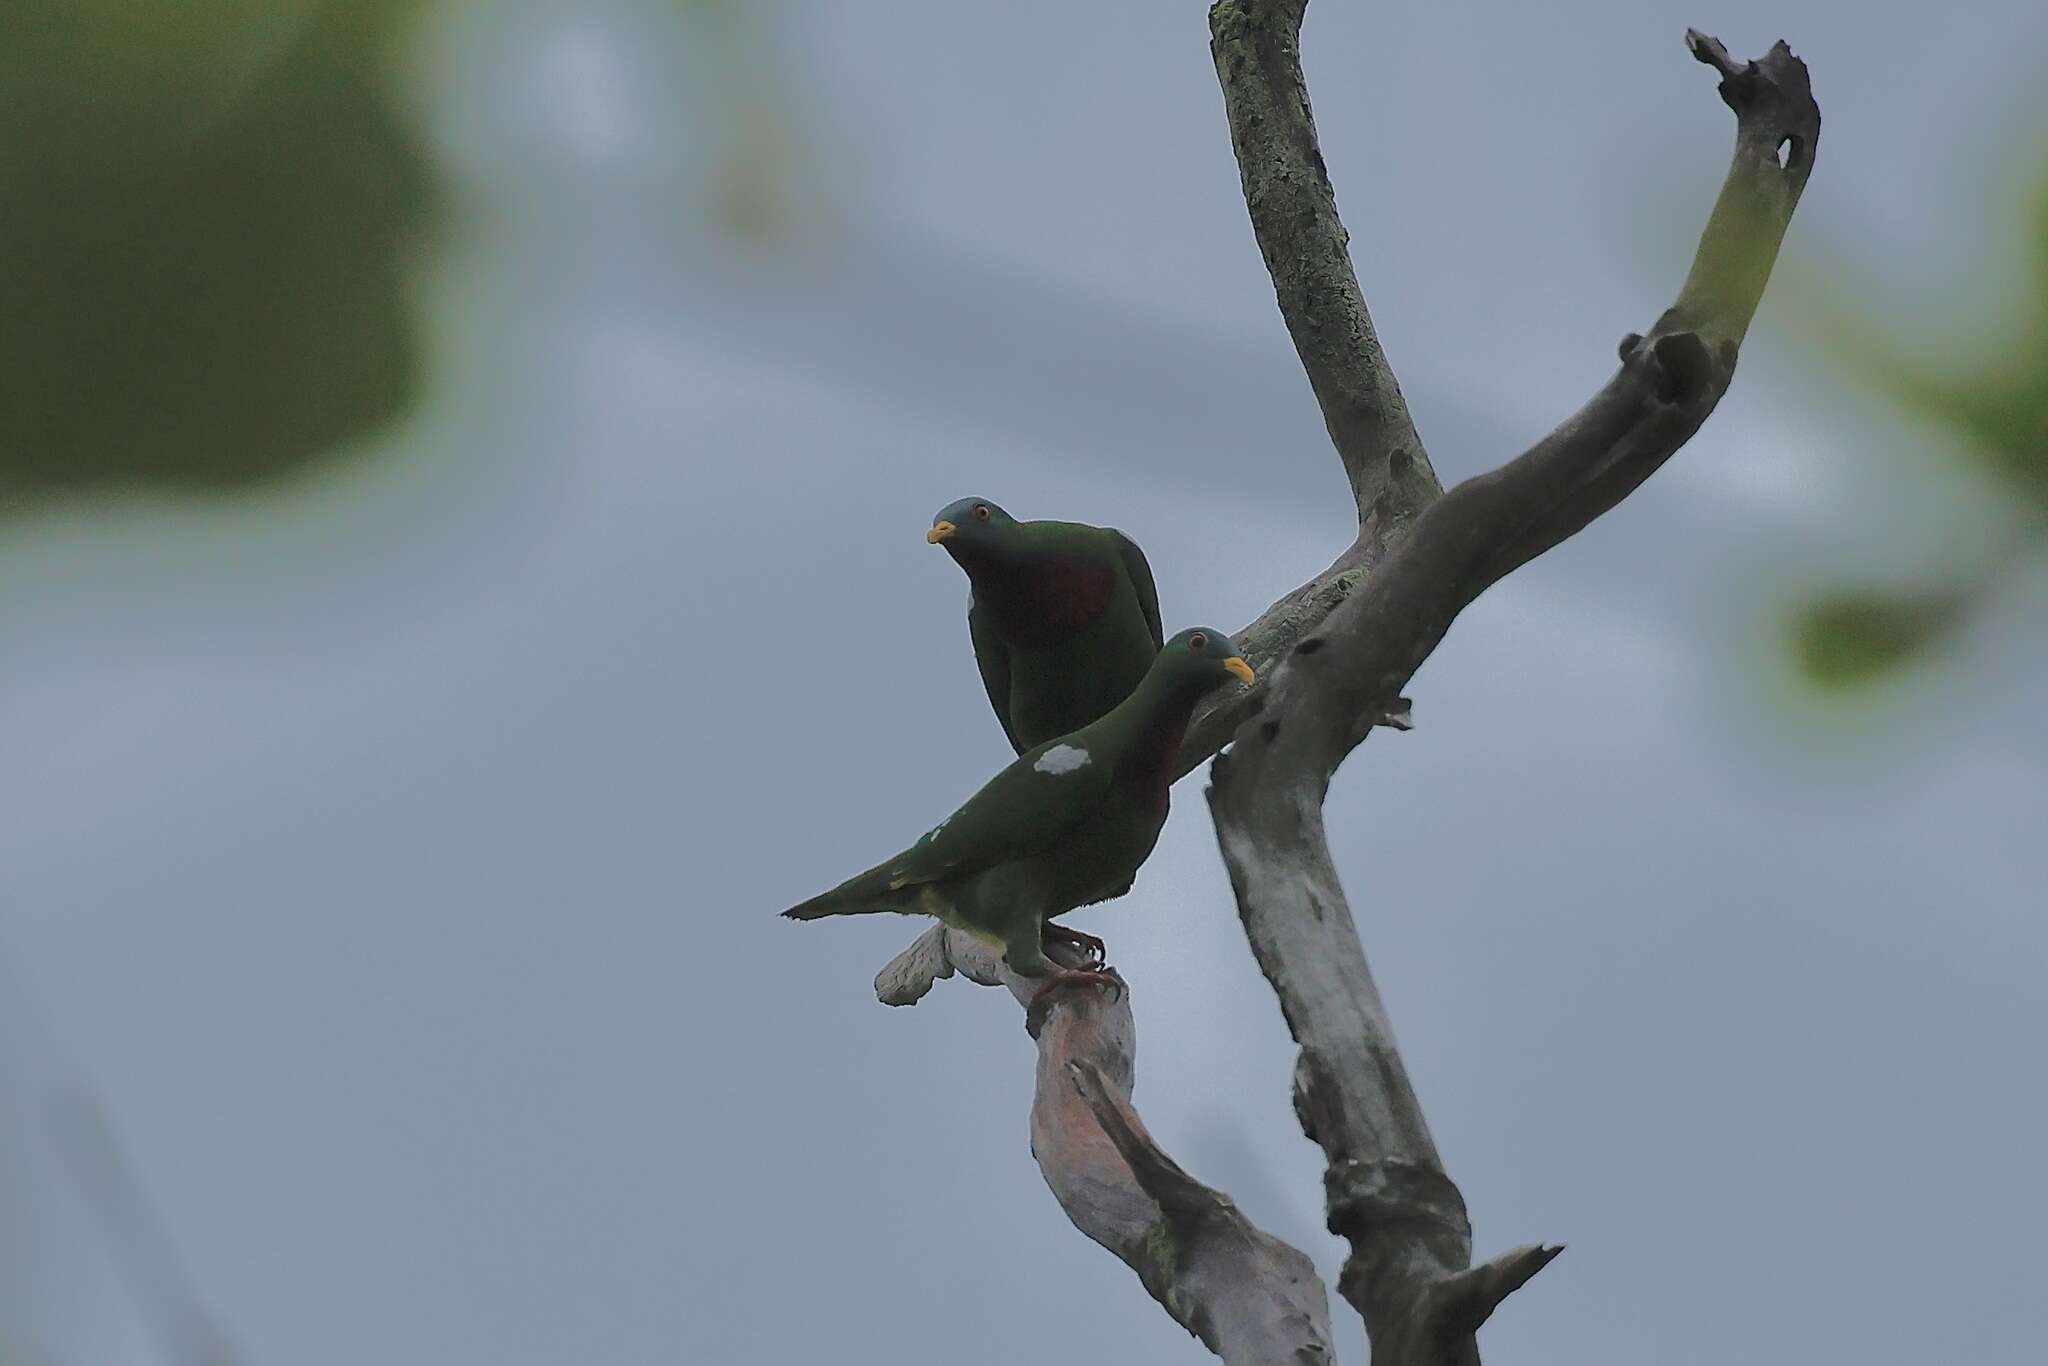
[[1207, 27, 1819, 1366], [1179, 24, 1816, 782], [1430, 1243, 1568, 1337], [1208, 0, 1442, 535], [1180, 0, 1453, 772], [1177, 528, 1409, 777], [864, 17, 1817, 1363], [876, 930, 1335, 1364]]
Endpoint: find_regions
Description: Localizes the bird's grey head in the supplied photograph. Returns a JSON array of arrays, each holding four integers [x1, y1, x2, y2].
[[927, 497, 1018, 554], [1157, 626, 1256, 691]]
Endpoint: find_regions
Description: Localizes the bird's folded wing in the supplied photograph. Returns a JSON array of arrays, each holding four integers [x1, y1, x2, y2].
[[967, 593, 1023, 754], [879, 739, 1115, 890], [1112, 530, 1165, 650]]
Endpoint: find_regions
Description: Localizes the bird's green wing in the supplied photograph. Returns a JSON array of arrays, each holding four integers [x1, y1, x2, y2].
[[781, 738, 1110, 920], [877, 736, 1115, 890], [967, 590, 1023, 753], [1112, 530, 1164, 650]]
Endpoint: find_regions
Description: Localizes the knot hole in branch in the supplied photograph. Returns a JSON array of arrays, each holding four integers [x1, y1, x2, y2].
[[1774, 133, 1805, 171]]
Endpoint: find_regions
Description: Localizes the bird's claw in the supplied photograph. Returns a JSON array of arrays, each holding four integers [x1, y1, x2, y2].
[[1041, 923, 1108, 968], [1029, 966, 1123, 1006]]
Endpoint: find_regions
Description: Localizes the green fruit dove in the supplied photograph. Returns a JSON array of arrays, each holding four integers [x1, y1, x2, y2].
[[783, 628, 1255, 1002], [927, 498, 1165, 754]]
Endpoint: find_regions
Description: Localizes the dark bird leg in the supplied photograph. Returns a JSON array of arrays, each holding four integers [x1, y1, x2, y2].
[[1004, 930, 1120, 998], [1041, 919, 1107, 967], [980, 863, 1122, 1028]]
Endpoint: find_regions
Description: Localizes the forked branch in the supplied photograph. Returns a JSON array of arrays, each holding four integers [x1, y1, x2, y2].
[[869, 11, 1819, 1364], [1207, 16, 1818, 1365], [877, 929, 1335, 1364]]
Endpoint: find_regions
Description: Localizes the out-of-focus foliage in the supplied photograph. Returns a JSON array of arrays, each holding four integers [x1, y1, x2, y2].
[[678, 0, 804, 241], [1795, 588, 1966, 689], [0, 0, 432, 505], [1793, 162, 2048, 688]]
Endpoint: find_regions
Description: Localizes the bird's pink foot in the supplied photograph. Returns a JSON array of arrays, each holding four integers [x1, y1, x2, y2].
[[1023, 962, 1124, 1035], [1029, 963, 1123, 1006]]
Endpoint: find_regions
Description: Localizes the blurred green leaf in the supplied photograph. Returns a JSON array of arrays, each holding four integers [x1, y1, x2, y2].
[[0, 0, 432, 505], [679, 0, 805, 242], [1786, 149, 2048, 697], [1855, 357, 2048, 508], [1815, 164, 2048, 509], [1792, 590, 1964, 690]]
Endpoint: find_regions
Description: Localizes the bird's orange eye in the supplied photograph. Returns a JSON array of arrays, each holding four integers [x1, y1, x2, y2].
[[1187, 632, 1207, 651], [974, 505, 991, 521]]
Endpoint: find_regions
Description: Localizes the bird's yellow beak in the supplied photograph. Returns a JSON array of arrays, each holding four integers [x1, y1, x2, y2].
[[1224, 657, 1256, 686], [926, 521, 956, 545]]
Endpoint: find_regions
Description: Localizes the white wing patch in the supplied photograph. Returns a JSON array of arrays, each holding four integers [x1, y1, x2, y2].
[[918, 815, 952, 844], [1034, 744, 1091, 775]]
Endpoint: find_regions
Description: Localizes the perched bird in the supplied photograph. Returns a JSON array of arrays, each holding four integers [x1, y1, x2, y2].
[[927, 497, 1164, 754], [783, 628, 1254, 999]]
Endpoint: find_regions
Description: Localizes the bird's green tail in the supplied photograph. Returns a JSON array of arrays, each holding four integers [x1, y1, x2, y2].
[[780, 892, 862, 921], [780, 864, 922, 921]]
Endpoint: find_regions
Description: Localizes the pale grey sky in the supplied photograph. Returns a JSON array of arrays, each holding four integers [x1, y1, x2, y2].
[[2, 3, 2043, 1364]]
